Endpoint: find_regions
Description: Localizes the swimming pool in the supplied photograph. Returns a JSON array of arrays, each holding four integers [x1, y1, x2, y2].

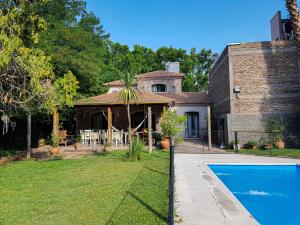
[[209, 164, 300, 225]]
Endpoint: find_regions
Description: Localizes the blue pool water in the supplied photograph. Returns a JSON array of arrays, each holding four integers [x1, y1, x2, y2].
[[209, 165, 300, 225]]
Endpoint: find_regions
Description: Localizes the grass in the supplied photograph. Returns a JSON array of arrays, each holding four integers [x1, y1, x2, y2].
[[0, 151, 169, 225], [235, 148, 300, 159]]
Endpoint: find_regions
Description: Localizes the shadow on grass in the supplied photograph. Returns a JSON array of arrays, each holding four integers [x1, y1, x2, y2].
[[106, 153, 169, 225]]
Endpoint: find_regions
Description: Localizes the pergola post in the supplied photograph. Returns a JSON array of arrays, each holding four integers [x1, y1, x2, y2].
[[108, 106, 112, 145], [148, 107, 152, 153], [207, 106, 212, 151]]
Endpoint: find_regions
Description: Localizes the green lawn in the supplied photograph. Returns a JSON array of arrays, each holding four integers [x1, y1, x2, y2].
[[237, 149, 300, 159], [0, 151, 169, 225]]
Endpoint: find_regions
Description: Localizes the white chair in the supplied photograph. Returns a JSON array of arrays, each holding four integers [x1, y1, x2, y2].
[[91, 131, 99, 145], [84, 130, 92, 146], [112, 131, 121, 147]]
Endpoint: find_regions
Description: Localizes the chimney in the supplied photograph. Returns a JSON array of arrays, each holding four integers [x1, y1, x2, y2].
[[165, 62, 180, 73]]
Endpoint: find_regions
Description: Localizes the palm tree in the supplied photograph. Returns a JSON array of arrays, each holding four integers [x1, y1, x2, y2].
[[118, 71, 139, 157], [286, 0, 300, 49]]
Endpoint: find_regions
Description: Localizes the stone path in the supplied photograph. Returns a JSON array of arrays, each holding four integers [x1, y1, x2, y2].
[[176, 141, 227, 154], [175, 154, 300, 225]]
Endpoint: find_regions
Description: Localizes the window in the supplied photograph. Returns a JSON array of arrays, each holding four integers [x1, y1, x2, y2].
[[151, 84, 167, 92]]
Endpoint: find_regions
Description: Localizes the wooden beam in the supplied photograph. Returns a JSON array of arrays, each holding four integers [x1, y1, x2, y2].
[[207, 106, 212, 151], [107, 106, 112, 145], [148, 107, 153, 153]]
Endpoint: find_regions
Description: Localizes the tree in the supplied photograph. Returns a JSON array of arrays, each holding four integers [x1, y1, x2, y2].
[[36, 0, 110, 97], [118, 72, 139, 158], [182, 48, 214, 92], [0, 0, 54, 156], [48, 71, 79, 141], [286, 0, 300, 50], [0, 0, 79, 155]]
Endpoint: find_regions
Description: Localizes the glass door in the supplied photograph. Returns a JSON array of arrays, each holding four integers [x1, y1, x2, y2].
[[186, 112, 199, 138]]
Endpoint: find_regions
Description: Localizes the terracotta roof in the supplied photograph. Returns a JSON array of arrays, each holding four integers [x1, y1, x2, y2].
[[156, 92, 210, 105], [75, 91, 174, 106], [138, 70, 184, 78], [104, 70, 184, 86], [103, 80, 125, 86]]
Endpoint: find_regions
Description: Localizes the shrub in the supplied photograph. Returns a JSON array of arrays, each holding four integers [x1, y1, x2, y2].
[[130, 138, 144, 161], [265, 116, 287, 142], [160, 109, 187, 138], [245, 140, 257, 149]]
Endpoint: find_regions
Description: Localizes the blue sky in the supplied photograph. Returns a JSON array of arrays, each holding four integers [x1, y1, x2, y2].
[[86, 0, 289, 53]]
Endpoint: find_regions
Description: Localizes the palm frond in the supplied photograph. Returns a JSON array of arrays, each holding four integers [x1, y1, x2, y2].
[[117, 71, 139, 104]]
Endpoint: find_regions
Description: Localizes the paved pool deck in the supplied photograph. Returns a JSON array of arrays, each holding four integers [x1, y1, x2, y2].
[[175, 154, 300, 225]]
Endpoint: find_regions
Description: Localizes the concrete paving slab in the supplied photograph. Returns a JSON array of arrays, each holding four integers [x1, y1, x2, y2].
[[175, 153, 300, 225]]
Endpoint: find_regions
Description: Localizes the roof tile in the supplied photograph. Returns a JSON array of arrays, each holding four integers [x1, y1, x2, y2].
[[157, 92, 210, 105], [75, 91, 174, 105], [104, 70, 184, 86]]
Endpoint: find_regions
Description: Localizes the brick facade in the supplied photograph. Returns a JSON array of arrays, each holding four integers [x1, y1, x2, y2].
[[137, 77, 182, 93], [209, 41, 300, 145]]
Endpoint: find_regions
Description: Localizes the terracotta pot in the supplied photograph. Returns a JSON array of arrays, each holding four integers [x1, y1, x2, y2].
[[263, 144, 273, 150], [50, 147, 60, 155], [275, 140, 285, 149], [161, 138, 170, 149]]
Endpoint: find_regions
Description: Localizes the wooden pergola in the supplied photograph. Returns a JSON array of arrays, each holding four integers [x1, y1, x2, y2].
[[74, 92, 175, 151]]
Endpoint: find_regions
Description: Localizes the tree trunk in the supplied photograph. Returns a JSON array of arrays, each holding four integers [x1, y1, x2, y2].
[[286, 0, 300, 51], [26, 113, 31, 159], [127, 103, 132, 157], [53, 110, 59, 137]]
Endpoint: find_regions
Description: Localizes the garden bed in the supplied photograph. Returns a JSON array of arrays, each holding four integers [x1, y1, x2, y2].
[[235, 149, 300, 159]]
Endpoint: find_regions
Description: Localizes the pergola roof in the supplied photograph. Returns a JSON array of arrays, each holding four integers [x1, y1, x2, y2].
[[75, 91, 175, 106]]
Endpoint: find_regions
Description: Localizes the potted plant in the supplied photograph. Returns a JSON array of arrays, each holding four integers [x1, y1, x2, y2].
[[266, 116, 287, 149], [259, 136, 273, 150], [245, 140, 257, 150], [152, 131, 163, 146], [50, 133, 60, 155], [160, 109, 187, 149]]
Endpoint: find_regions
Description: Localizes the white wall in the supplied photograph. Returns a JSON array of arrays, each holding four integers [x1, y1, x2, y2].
[[171, 105, 208, 139], [108, 87, 122, 93]]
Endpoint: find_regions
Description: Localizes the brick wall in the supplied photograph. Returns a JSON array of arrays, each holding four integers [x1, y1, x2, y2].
[[137, 77, 182, 93], [209, 41, 300, 145], [230, 41, 300, 114], [209, 48, 231, 117]]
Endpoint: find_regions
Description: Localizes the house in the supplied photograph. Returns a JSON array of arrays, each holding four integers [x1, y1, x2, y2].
[[209, 41, 300, 145], [74, 62, 211, 143], [271, 11, 295, 41]]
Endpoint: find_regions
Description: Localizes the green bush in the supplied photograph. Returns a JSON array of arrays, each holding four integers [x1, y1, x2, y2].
[[130, 138, 144, 161], [265, 116, 287, 142], [245, 140, 257, 149], [160, 109, 187, 138]]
